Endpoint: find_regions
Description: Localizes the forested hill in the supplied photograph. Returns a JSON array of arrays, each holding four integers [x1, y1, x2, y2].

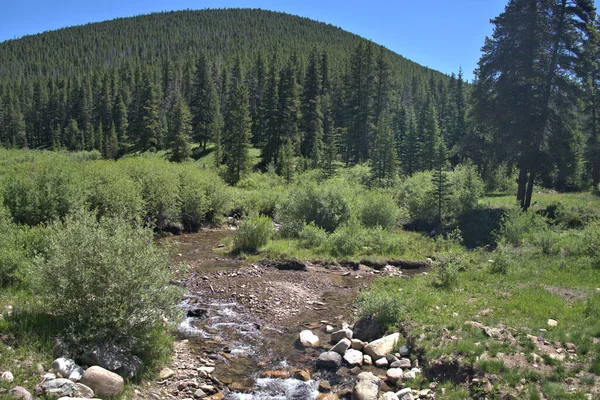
[[0, 8, 467, 186], [0, 9, 441, 83]]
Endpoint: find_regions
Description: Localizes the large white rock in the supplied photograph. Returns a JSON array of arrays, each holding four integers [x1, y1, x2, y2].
[[316, 352, 342, 370], [80, 366, 124, 398], [52, 358, 82, 380], [353, 372, 380, 400], [299, 330, 320, 347], [381, 392, 400, 400], [363, 333, 400, 360], [331, 338, 351, 355], [363, 354, 373, 365], [343, 349, 363, 367], [396, 388, 413, 400], [1, 371, 14, 382], [386, 368, 403, 384], [41, 378, 75, 399], [351, 339, 367, 351]]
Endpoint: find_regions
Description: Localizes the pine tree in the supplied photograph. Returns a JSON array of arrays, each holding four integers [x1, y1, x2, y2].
[[223, 61, 251, 185], [261, 54, 280, 166], [277, 58, 301, 162], [113, 92, 129, 143], [401, 108, 419, 176], [66, 119, 81, 150], [168, 98, 193, 162], [278, 138, 295, 183], [250, 53, 267, 146], [321, 127, 341, 179], [138, 69, 162, 152], [103, 122, 117, 159], [191, 54, 222, 150], [301, 50, 324, 163], [430, 129, 449, 229], [371, 113, 397, 186], [95, 122, 104, 152]]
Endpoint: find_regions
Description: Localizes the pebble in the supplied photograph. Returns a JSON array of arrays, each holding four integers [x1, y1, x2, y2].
[[159, 368, 176, 379], [547, 319, 558, 328], [375, 357, 388, 368]]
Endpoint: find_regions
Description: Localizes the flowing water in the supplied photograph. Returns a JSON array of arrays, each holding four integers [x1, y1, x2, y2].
[[163, 230, 424, 399]]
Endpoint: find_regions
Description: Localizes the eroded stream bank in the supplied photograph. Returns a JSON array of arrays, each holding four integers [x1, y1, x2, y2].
[[151, 229, 425, 399]]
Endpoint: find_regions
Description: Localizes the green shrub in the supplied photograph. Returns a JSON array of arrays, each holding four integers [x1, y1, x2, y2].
[[397, 171, 436, 226], [84, 162, 144, 221], [545, 202, 598, 229], [233, 214, 273, 253], [33, 211, 181, 358], [489, 245, 513, 274], [0, 207, 31, 286], [327, 220, 364, 257], [447, 163, 485, 216], [277, 179, 353, 236], [118, 157, 180, 230], [362, 227, 407, 256], [178, 168, 209, 232], [358, 191, 399, 229], [194, 169, 232, 223], [496, 208, 549, 246], [434, 253, 461, 289], [357, 278, 404, 329], [3, 158, 86, 226], [298, 222, 329, 250]]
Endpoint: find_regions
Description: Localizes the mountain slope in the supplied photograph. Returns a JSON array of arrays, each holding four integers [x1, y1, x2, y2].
[[0, 9, 443, 84]]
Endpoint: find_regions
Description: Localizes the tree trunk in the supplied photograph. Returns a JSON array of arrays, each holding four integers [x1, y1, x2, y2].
[[517, 166, 528, 208], [524, 170, 535, 210]]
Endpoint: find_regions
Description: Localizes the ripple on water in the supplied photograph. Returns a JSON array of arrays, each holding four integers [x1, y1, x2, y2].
[[227, 378, 318, 400]]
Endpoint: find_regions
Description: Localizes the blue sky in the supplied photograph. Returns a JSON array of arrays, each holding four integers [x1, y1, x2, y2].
[[1, 0, 598, 81]]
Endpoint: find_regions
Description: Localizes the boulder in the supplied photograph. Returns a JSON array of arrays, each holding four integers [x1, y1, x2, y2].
[[194, 389, 207, 398], [352, 316, 383, 342], [381, 393, 400, 400], [52, 358, 83, 380], [390, 358, 411, 369], [353, 372, 380, 400], [41, 378, 75, 399], [363, 333, 400, 360], [331, 338, 351, 355], [82, 344, 142, 380], [299, 330, 320, 347], [1, 371, 14, 382], [317, 394, 339, 400], [548, 319, 558, 328], [403, 370, 416, 380], [325, 325, 335, 334], [316, 352, 342, 370], [292, 369, 310, 382], [395, 388, 413, 400], [375, 357, 388, 368], [363, 355, 373, 365], [260, 370, 290, 379], [343, 348, 364, 367], [386, 354, 399, 364], [72, 383, 94, 398], [159, 367, 175, 379], [386, 368, 403, 384], [318, 380, 331, 393], [398, 346, 410, 357], [351, 339, 367, 351], [331, 328, 353, 343], [80, 366, 124, 398], [8, 386, 32, 400]]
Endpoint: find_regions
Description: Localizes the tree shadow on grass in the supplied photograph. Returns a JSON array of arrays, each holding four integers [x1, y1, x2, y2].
[[458, 208, 505, 249]]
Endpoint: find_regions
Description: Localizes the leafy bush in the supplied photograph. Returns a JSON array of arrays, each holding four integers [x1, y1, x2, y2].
[[357, 278, 404, 329], [362, 227, 407, 256], [277, 179, 353, 236], [496, 208, 549, 247], [193, 169, 232, 223], [489, 245, 513, 274], [561, 223, 600, 268], [434, 253, 461, 289], [396, 171, 436, 226], [358, 191, 399, 229], [178, 168, 209, 232], [298, 222, 329, 250], [327, 220, 365, 257], [233, 214, 273, 253], [84, 162, 144, 221], [0, 206, 31, 286], [33, 211, 181, 357], [544, 202, 598, 229], [3, 159, 86, 226], [447, 163, 485, 216], [118, 157, 180, 230]]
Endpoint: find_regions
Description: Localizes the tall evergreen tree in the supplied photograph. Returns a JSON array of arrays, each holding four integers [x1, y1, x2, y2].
[[430, 129, 449, 229], [191, 54, 222, 150], [168, 98, 193, 162], [261, 54, 280, 166], [223, 61, 251, 185], [371, 113, 398, 185], [301, 50, 324, 165], [104, 122, 119, 159], [138, 69, 162, 152]]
